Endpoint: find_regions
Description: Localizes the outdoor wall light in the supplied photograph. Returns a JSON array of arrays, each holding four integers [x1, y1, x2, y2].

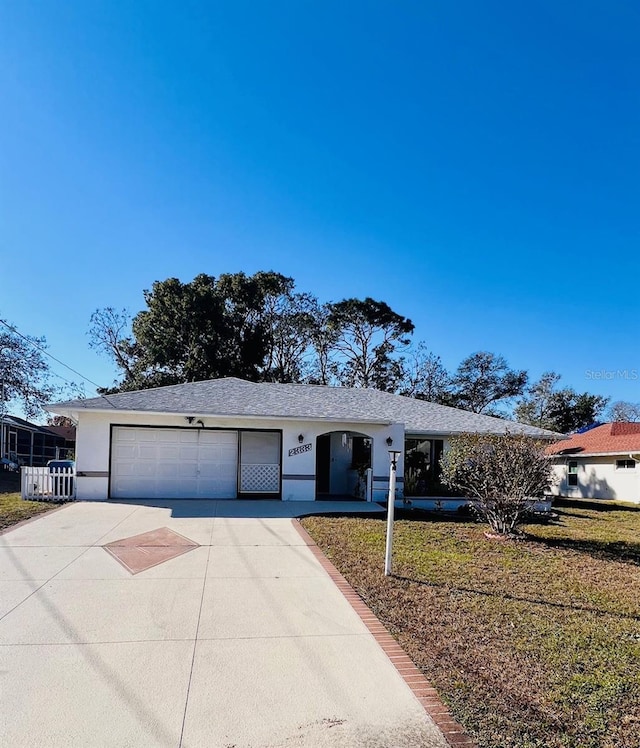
[[298, 434, 305, 443], [185, 416, 195, 424], [386, 436, 393, 447]]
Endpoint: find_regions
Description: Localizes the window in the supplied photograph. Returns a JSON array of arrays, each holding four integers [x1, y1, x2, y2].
[[404, 438, 445, 496], [567, 461, 578, 487], [616, 459, 636, 470]]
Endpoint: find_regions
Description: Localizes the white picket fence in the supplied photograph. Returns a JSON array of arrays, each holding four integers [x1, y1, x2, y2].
[[21, 466, 76, 501]]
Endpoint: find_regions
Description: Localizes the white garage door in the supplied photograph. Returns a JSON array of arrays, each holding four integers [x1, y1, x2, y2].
[[110, 427, 238, 499]]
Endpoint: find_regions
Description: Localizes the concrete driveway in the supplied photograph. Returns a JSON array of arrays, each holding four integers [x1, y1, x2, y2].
[[0, 500, 452, 747]]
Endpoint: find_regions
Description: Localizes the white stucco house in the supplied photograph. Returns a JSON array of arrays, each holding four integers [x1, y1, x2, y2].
[[48, 377, 559, 503], [546, 422, 640, 504]]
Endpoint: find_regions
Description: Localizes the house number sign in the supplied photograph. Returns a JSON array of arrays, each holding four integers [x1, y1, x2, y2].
[[288, 443, 312, 457]]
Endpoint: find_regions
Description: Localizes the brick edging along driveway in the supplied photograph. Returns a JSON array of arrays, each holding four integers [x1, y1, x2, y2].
[[292, 519, 477, 748]]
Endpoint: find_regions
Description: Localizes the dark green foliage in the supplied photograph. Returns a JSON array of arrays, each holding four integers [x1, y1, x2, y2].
[[0, 325, 55, 418], [514, 371, 562, 429], [515, 372, 609, 433], [88, 271, 614, 430], [131, 272, 271, 384], [90, 282, 418, 393], [327, 297, 414, 390], [91, 271, 300, 391], [547, 390, 609, 433], [446, 351, 528, 415], [261, 291, 319, 383]]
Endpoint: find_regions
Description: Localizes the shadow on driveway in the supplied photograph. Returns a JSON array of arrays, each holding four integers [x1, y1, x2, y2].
[[104, 498, 386, 519]]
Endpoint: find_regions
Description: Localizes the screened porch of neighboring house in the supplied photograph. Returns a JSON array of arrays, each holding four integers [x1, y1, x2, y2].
[[0, 415, 75, 467]]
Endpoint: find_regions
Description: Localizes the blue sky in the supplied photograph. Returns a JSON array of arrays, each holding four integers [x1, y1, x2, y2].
[[1, 1, 639, 412]]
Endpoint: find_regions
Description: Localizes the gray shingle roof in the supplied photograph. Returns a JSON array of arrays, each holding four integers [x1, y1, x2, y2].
[[49, 377, 561, 438]]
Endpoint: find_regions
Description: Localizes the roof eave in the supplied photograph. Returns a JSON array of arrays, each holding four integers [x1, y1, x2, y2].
[[549, 450, 640, 458], [405, 428, 563, 440], [47, 403, 564, 438], [46, 404, 395, 426]]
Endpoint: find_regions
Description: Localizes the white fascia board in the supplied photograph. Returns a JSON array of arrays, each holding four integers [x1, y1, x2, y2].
[[549, 451, 640, 459], [405, 431, 455, 438], [47, 405, 395, 426], [406, 429, 562, 440]]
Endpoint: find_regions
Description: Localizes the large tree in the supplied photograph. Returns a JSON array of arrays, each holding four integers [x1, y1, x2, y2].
[[89, 271, 297, 392], [88, 307, 137, 383], [399, 343, 451, 403], [327, 297, 414, 390], [89, 279, 417, 392], [606, 401, 640, 422], [447, 352, 528, 415], [260, 291, 319, 384], [307, 302, 340, 385], [547, 390, 609, 434], [513, 371, 562, 430], [0, 323, 55, 418], [515, 372, 609, 433]]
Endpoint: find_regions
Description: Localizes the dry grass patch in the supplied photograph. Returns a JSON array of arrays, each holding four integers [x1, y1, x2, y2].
[[0, 491, 58, 531], [301, 507, 640, 748]]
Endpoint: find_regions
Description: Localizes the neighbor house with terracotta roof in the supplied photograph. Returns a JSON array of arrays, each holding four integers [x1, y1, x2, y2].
[[546, 422, 640, 504]]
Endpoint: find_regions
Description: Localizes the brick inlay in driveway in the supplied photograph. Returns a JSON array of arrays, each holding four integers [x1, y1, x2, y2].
[[103, 527, 199, 574]]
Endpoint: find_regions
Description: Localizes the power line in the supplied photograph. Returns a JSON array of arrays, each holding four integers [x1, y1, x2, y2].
[[41, 363, 83, 390], [0, 318, 118, 409]]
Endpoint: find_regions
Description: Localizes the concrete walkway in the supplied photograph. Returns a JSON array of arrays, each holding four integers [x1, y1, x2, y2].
[[0, 500, 450, 748]]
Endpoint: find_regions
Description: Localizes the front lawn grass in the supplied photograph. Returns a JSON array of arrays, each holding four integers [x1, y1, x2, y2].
[[0, 491, 58, 531], [301, 507, 640, 748]]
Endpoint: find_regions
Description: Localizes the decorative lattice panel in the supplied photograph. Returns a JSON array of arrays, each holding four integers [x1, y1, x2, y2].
[[240, 463, 280, 493]]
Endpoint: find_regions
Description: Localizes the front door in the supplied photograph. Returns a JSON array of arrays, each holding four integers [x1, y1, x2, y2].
[[315, 434, 331, 495]]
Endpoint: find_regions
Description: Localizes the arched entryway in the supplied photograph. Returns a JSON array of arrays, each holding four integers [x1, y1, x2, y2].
[[315, 431, 372, 500]]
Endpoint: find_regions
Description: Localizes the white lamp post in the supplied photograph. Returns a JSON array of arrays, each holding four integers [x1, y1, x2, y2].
[[384, 449, 401, 576], [0, 379, 4, 461], [0, 347, 7, 462]]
